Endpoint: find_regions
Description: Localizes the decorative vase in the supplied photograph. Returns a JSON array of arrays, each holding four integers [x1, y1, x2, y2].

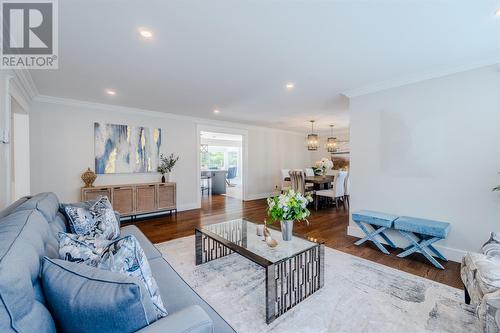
[[161, 174, 166, 183], [280, 220, 294, 241], [81, 168, 97, 188], [166, 173, 171, 182]]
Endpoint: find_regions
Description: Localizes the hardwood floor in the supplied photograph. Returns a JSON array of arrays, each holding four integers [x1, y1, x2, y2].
[[125, 194, 462, 289]]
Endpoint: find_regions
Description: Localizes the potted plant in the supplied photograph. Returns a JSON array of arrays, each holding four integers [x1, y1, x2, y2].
[[157, 153, 179, 183], [315, 157, 333, 177], [267, 189, 313, 241]]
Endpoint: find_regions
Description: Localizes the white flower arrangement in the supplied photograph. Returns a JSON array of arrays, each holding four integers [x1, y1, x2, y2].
[[267, 189, 313, 223], [315, 157, 333, 175]]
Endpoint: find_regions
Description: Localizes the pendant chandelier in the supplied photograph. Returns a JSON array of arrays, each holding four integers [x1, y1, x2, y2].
[[307, 120, 319, 151], [326, 125, 337, 153]]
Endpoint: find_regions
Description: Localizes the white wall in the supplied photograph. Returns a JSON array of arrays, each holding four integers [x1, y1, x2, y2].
[[349, 65, 500, 261], [29, 98, 311, 209]]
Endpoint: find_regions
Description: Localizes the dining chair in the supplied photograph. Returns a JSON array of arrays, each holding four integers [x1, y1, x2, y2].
[[281, 169, 291, 193], [315, 171, 347, 211], [344, 173, 350, 208], [304, 168, 315, 190], [289, 170, 314, 196]]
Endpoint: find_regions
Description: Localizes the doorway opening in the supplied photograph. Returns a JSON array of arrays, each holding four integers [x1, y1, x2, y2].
[[200, 131, 243, 200]]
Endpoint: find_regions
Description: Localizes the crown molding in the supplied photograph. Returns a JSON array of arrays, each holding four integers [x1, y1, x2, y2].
[[10, 69, 38, 106], [342, 57, 500, 98], [33, 94, 307, 136]]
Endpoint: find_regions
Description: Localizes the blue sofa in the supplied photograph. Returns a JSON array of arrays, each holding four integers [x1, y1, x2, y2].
[[0, 192, 235, 333]]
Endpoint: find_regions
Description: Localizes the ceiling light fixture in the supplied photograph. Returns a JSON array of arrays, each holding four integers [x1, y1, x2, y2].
[[213, 109, 220, 114], [326, 125, 338, 153], [105, 89, 116, 96], [307, 120, 319, 151], [139, 28, 153, 39], [286, 82, 295, 89], [496, 8, 500, 16]]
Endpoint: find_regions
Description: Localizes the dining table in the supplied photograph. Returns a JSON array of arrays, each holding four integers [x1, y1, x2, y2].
[[285, 175, 334, 191]]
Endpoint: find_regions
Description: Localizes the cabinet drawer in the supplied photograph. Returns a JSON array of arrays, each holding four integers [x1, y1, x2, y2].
[[82, 188, 111, 202], [157, 183, 175, 209], [136, 185, 157, 213], [112, 187, 134, 215]]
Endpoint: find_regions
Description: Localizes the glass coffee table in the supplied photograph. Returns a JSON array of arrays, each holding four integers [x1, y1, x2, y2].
[[195, 219, 325, 324]]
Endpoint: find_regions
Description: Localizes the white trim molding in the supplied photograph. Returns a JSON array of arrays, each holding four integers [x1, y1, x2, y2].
[[34, 95, 305, 136], [342, 58, 500, 98], [347, 224, 467, 263]]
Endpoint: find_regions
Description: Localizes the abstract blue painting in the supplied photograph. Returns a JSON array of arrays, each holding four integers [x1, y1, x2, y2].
[[94, 123, 162, 174]]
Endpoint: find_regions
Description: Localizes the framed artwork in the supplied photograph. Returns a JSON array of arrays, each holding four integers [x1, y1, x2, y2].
[[94, 123, 161, 174]]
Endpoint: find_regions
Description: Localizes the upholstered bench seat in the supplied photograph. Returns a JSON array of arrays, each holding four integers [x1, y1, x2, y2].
[[393, 216, 450, 269], [351, 210, 399, 254], [352, 210, 399, 228], [394, 216, 450, 239]]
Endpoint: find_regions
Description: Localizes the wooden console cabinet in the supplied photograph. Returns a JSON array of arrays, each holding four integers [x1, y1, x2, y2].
[[81, 182, 176, 218]]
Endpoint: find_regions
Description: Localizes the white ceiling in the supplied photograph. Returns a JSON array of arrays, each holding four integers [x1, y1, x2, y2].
[[30, 0, 500, 133]]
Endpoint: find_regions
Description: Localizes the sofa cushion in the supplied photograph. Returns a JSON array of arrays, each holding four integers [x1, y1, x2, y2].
[[148, 257, 236, 333], [97, 235, 167, 319], [63, 197, 120, 240], [462, 252, 500, 299], [41, 257, 158, 333], [58, 232, 111, 265], [121, 225, 161, 260], [135, 305, 213, 333], [482, 232, 500, 258], [0, 210, 57, 333], [14, 192, 60, 224], [57, 233, 167, 319]]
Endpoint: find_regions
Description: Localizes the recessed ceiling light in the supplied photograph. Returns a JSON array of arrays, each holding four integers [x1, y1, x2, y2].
[[139, 28, 153, 39], [286, 82, 295, 89], [213, 109, 220, 114], [496, 9, 500, 16], [105, 89, 116, 96]]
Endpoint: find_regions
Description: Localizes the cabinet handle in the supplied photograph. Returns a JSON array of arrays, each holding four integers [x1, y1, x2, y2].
[[149, 185, 155, 187], [114, 187, 121, 190], [100, 188, 107, 191]]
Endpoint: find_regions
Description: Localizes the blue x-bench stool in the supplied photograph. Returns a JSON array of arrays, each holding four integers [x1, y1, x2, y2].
[[352, 210, 398, 255], [394, 216, 450, 269]]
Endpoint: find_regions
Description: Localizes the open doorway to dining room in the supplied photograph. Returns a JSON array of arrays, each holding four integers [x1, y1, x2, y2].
[[197, 126, 247, 208]]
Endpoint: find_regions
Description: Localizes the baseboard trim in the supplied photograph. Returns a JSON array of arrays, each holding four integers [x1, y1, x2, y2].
[[244, 192, 278, 201], [347, 225, 466, 263]]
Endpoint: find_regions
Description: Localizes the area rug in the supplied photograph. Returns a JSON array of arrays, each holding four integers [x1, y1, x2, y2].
[[156, 236, 479, 333]]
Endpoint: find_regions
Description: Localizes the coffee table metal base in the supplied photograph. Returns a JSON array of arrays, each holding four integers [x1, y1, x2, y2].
[[195, 229, 325, 324]]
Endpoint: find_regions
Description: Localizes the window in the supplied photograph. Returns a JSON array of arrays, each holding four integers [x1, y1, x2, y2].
[[200, 146, 240, 174]]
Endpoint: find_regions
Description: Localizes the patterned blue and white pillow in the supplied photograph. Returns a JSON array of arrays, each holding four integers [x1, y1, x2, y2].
[[63, 206, 95, 235], [88, 197, 120, 240], [58, 232, 111, 266], [58, 233, 167, 319], [98, 235, 167, 319], [63, 196, 120, 240]]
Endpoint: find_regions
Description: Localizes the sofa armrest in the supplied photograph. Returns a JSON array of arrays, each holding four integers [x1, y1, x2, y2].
[[479, 289, 500, 333], [135, 305, 213, 333]]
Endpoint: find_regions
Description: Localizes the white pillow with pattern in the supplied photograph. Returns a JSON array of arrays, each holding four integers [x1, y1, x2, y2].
[[482, 232, 500, 258]]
